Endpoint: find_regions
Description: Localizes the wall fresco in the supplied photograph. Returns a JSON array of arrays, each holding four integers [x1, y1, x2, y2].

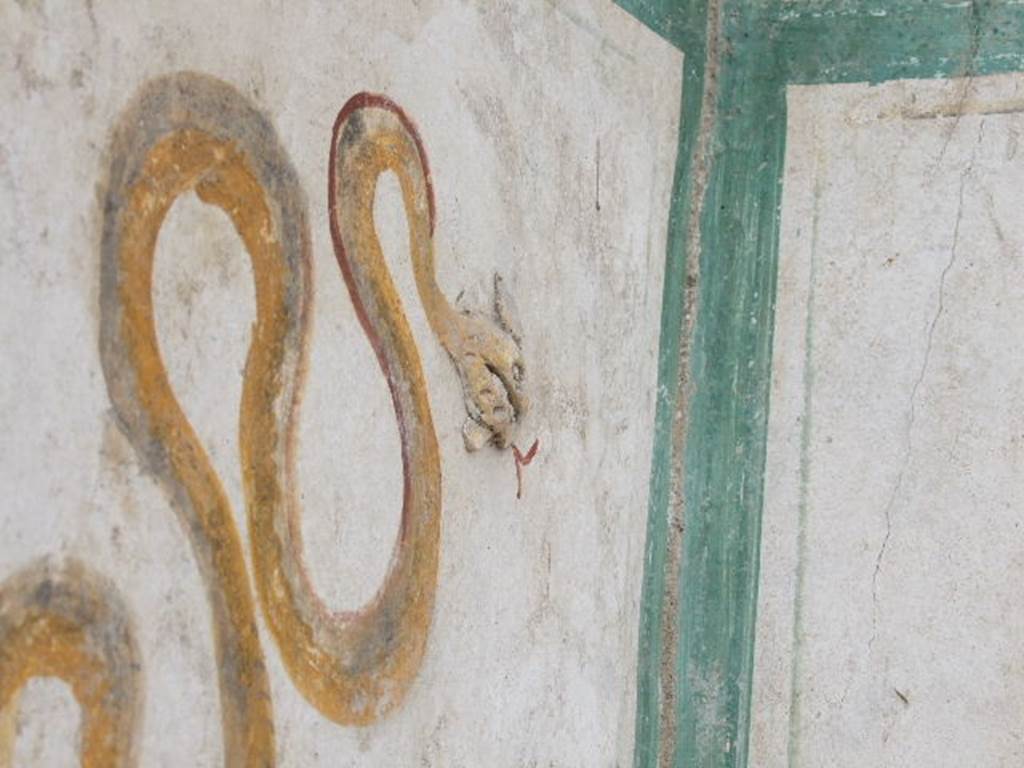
[[0, 1, 681, 765], [97, 70, 529, 760], [0, 560, 142, 767]]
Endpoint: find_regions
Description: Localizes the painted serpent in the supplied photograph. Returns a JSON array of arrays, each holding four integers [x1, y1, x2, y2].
[[0, 71, 526, 766]]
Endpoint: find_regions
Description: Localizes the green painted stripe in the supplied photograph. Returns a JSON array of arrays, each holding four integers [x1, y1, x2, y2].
[[772, 0, 1024, 84], [788, 160, 824, 768], [674, 16, 787, 766], [628, 61, 699, 768], [616, 1, 710, 764], [615, 0, 705, 50]]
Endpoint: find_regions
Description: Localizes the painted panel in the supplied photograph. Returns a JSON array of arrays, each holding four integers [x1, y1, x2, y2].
[[0, 1, 681, 765], [754, 72, 1024, 767]]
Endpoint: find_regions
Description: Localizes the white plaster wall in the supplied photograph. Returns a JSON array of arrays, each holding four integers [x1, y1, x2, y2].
[[753, 74, 1024, 766], [0, 2, 682, 765]]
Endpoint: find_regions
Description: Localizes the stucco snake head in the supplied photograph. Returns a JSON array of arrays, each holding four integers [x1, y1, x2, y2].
[[450, 274, 527, 452]]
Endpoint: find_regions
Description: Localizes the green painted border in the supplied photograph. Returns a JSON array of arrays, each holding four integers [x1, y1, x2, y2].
[[774, 0, 1024, 85], [614, 2, 708, 765], [616, 1, 1024, 766], [674, 25, 786, 768], [628, 54, 703, 768]]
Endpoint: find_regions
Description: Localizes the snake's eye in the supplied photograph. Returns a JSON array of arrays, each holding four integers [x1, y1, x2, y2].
[[512, 364, 524, 384]]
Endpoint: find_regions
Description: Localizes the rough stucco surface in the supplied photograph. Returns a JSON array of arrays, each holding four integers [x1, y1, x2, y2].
[[0, 1, 682, 765], [753, 73, 1024, 767]]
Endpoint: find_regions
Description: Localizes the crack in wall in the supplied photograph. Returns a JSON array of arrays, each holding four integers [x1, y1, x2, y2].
[[868, 117, 986, 655], [932, 0, 982, 171]]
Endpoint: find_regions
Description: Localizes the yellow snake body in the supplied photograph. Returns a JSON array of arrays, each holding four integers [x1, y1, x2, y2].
[[0, 71, 525, 766]]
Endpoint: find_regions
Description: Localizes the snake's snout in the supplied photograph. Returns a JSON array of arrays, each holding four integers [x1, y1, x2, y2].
[[451, 275, 528, 453], [456, 329, 526, 452]]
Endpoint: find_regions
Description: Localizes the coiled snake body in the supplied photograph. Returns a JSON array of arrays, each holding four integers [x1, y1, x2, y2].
[[0, 72, 525, 766]]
